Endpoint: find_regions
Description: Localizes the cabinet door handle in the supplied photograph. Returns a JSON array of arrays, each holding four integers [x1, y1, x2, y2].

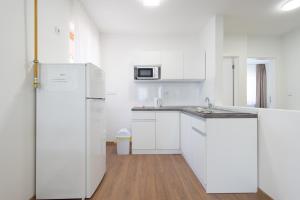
[[192, 127, 207, 137]]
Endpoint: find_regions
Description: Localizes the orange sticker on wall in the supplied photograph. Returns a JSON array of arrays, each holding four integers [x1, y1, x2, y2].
[[69, 32, 75, 41]]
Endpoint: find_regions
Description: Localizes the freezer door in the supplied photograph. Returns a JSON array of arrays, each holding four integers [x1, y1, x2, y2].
[[86, 64, 105, 99], [86, 99, 106, 198]]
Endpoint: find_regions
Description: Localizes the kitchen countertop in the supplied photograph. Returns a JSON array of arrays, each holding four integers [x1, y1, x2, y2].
[[131, 106, 258, 119]]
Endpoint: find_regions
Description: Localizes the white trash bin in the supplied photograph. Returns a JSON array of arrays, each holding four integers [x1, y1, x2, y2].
[[116, 128, 131, 155]]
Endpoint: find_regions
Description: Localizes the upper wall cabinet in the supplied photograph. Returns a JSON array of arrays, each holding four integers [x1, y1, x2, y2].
[[184, 49, 206, 80], [133, 50, 206, 81], [161, 51, 184, 80], [134, 51, 161, 65]]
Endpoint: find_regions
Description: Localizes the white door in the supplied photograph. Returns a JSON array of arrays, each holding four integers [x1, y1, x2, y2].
[[86, 99, 106, 198], [156, 112, 180, 150], [191, 126, 207, 187], [134, 51, 161, 65], [132, 120, 156, 150], [222, 57, 238, 106], [161, 51, 184, 80], [180, 113, 191, 162]]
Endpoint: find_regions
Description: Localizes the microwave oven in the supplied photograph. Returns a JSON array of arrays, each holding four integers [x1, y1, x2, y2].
[[134, 65, 161, 80]]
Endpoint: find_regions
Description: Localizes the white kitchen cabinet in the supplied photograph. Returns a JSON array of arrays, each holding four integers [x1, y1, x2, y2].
[[180, 113, 192, 163], [180, 113, 257, 193], [191, 119, 207, 188], [132, 120, 156, 150], [132, 111, 181, 154], [134, 51, 161, 65], [183, 49, 206, 80], [133, 50, 205, 81], [161, 51, 184, 80], [156, 112, 180, 150], [205, 118, 257, 193], [181, 113, 207, 188]]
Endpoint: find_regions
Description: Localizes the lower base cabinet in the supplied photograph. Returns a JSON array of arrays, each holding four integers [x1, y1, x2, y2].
[[180, 113, 257, 193], [191, 124, 207, 188], [132, 120, 155, 150], [156, 112, 180, 150], [132, 111, 257, 193], [181, 113, 207, 188], [132, 111, 180, 154]]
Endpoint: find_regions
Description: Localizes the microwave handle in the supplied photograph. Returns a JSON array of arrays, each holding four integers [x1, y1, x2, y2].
[[134, 67, 138, 80], [158, 66, 161, 79]]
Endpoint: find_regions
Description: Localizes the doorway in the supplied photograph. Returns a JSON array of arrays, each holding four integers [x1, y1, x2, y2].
[[222, 57, 239, 106], [247, 58, 276, 108]]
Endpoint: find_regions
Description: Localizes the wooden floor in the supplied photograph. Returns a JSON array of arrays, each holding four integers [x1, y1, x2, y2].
[[90, 143, 271, 200]]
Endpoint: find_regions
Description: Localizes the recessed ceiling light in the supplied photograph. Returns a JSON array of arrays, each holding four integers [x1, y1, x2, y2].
[[281, 0, 300, 11], [143, 0, 160, 7]]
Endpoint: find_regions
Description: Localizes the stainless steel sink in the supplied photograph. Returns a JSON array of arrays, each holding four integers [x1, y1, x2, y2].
[[195, 107, 213, 114]]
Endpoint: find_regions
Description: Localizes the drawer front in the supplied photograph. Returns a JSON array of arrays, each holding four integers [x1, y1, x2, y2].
[[191, 117, 206, 133], [132, 111, 156, 120]]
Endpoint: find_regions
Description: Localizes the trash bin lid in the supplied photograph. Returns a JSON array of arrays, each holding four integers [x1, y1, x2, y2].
[[118, 128, 131, 136], [116, 135, 131, 140]]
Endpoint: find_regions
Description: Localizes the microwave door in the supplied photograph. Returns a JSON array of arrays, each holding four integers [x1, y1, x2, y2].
[[138, 68, 153, 79]]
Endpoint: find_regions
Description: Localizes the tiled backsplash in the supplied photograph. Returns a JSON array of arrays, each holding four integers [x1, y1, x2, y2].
[[132, 82, 203, 107]]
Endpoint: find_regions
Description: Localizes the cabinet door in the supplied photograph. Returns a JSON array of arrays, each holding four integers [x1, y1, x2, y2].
[[191, 126, 207, 186], [183, 49, 206, 80], [134, 51, 161, 65], [161, 51, 184, 80], [132, 120, 156, 150], [180, 113, 192, 163], [156, 112, 180, 150]]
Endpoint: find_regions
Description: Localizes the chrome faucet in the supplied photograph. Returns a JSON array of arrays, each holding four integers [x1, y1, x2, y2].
[[205, 97, 213, 110]]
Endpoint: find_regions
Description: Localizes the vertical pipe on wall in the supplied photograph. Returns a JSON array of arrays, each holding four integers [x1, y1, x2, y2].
[[33, 0, 39, 88]]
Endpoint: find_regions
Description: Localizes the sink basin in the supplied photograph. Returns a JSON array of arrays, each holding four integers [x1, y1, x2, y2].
[[196, 107, 213, 114]]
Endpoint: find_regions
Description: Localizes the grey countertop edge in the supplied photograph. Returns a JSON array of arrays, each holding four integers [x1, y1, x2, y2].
[[131, 107, 258, 119]]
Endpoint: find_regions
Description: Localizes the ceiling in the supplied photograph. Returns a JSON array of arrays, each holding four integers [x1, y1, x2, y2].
[[81, 0, 300, 35]]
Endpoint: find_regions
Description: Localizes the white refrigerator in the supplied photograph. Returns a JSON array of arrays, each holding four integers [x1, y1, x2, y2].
[[36, 63, 106, 199]]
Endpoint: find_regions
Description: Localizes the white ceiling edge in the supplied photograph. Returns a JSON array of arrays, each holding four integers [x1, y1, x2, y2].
[[80, 0, 300, 37]]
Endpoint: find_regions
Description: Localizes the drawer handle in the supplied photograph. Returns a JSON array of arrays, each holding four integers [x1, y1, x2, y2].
[[192, 127, 207, 137]]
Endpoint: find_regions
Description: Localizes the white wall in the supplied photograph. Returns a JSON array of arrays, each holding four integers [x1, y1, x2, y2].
[[26, 0, 101, 66], [282, 28, 300, 110], [100, 34, 204, 141], [223, 33, 248, 106], [101, 15, 224, 141], [223, 34, 283, 108], [199, 16, 224, 105], [72, 0, 101, 65], [0, 1, 101, 199], [0, 1, 35, 200], [221, 106, 300, 200], [258, 109, 300, 200]]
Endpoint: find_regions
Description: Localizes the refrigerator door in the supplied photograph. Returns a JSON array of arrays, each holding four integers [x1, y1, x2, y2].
[[86, 64, 105, 99], [36, 64, 86, 199], [86, 98, 106, 198]]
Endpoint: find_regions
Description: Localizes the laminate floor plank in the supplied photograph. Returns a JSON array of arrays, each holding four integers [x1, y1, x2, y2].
[[91, 144, 272, 200]]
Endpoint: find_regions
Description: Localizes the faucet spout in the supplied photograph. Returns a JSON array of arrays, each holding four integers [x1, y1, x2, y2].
[[205, 97, 213, 110]]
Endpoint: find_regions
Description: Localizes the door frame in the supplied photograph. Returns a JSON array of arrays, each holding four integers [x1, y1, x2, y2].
[[223, 56, 240, 106]]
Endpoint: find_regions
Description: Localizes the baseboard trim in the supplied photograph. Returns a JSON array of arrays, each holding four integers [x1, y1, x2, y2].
[[257, 188, 273, 200], [30, 195, 36, 200], [132, 149, 181, 154]]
